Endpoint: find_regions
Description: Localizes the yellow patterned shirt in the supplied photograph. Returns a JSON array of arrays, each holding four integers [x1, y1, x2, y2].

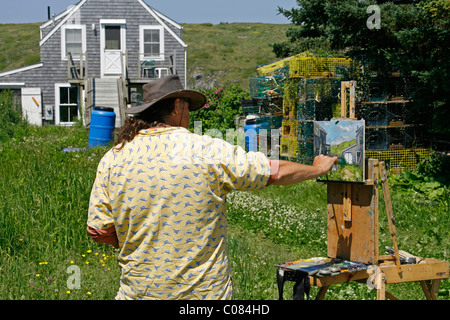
[[87, 127, 270, 300]]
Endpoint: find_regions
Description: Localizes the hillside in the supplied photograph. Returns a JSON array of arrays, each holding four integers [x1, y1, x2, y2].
[[183, 23, 290, 89], [0, 23, 41, 72], [330, 139, 356, 156], [0, 22, 290, 90]]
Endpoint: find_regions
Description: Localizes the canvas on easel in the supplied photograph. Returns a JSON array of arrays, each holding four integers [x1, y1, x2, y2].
[[314, 119, 365, 182]]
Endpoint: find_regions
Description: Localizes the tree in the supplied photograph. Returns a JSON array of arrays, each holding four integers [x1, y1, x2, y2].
[[275, 0, 450, 147]]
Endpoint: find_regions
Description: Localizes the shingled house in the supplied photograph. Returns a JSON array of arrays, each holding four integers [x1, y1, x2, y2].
[[0, 0, 187, 127]]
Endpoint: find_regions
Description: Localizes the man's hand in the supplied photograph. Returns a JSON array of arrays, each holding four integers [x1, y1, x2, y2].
[[312, 155, 338, 176]]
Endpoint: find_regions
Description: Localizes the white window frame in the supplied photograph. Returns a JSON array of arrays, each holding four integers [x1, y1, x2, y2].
[[55, 83, 79, 126], [61, 25, 86, 61], [139, 25, 164, 61]]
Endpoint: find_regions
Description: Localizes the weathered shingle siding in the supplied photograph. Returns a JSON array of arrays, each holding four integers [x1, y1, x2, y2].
[[0, 0, 186, 109]]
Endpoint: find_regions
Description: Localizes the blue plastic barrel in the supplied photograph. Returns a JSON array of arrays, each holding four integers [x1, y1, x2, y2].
[[244, 119, 261, 152], [89, 106, 116, 148]]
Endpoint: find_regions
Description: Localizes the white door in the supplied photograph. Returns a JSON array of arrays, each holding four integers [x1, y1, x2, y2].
[[100, 21, 126, 77], [21, 88, 42, 126]]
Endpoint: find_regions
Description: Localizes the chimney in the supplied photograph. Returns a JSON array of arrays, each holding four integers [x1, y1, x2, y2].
[[48, 6, 51, 20]]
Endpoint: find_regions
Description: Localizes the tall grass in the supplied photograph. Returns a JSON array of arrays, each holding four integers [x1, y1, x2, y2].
[[0, 114, 121, 299]]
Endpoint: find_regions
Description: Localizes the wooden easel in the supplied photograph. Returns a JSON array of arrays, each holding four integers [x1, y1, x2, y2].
[[311, 160, 449, 300], [276, 80, 449, 300]]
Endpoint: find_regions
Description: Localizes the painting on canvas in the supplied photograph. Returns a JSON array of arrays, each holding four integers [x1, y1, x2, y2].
[[314, 120, 365, 182]]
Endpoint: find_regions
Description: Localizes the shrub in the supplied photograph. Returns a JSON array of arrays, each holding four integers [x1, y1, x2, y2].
[[0, 89, 28, 143], [189, 85, 250, 136]]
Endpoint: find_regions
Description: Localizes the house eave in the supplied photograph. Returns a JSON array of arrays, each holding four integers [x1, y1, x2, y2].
[[0, 63, 44, 78]]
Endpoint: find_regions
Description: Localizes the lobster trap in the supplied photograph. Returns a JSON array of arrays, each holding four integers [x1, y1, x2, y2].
[[241, 99, 261, 116], [289, 56, 353, 79], [298, 78, 341, 103], [366, 129, 389, 151], [249, 75, 284, 100], [280, 136, 298, 158], [365, 149, 431, 173]]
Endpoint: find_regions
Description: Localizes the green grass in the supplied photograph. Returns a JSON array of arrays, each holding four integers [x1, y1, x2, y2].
[[1, 123, 448, 300], [0, 124, 121, 300], [0, 23, 41, 72], [183, 23, 290, 89]]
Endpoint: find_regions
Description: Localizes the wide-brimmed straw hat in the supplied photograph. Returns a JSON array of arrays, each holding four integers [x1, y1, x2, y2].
[[125, 75, 206, 114]]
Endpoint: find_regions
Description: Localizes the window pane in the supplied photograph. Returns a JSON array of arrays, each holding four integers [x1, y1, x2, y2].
[[69, 106, 78, 122], [105, 26, 121, 50], [60, 105, 69, 122], [144, 44, 160, 56], [69, 87, 78, 104], [60, 87, 69, 104], [65, 29, 82, 44], [68, 29, 81, 42], [66, 43, 82, 56], [60, 105, 78, 123], [144, 29, 159, 43]]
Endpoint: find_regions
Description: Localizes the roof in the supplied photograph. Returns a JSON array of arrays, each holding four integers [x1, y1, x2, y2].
[[0, 63, 43, 78], [39, 0, 186, 48]]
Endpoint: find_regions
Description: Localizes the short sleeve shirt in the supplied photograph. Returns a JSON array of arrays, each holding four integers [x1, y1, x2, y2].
[[87, 127, 270, 300]]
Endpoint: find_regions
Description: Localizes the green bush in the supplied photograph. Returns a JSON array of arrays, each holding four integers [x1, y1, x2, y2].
[[0, 89, 28, 143], [189, 85, 250, 136]]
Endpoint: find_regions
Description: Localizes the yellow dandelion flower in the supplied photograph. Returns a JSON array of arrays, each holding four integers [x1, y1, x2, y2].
[[70, 260, 74, 264], [86, 292, 92, 295], [81, 254, 86, 257], [66, 290, 71, 294], [36, 274, 40, 277], [87, 250, 92, 253], [85, 261, 89, 265], [94, 252, 99, 256]]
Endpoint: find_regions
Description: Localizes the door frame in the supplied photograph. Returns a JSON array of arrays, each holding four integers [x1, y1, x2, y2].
[[100, 19, 127, 78]]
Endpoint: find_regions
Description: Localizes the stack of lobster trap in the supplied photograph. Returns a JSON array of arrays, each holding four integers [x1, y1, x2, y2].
[[241, 52, 429, 172], [246, 54, 352, 163]]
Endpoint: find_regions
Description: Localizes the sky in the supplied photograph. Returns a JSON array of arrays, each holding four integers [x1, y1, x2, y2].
[[0, 0, 299, 24]]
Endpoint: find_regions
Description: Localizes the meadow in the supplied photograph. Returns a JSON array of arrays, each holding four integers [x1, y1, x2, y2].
[[0, 118, 448, 300], [0, 18, 449, 299]]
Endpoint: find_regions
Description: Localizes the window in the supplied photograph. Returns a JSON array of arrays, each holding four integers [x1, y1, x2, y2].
[[140, 26, 164, 60], [105, 26, 121, 50], [56, 84, 79, 125], [61, 25, 86, 60]]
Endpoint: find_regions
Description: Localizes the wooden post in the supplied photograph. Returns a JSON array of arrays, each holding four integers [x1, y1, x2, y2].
[[340, 81, 347, 118], [340, 81, 357, 119]]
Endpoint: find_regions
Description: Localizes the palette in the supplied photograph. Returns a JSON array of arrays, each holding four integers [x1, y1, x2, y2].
[[276, 257, 368, 276]]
